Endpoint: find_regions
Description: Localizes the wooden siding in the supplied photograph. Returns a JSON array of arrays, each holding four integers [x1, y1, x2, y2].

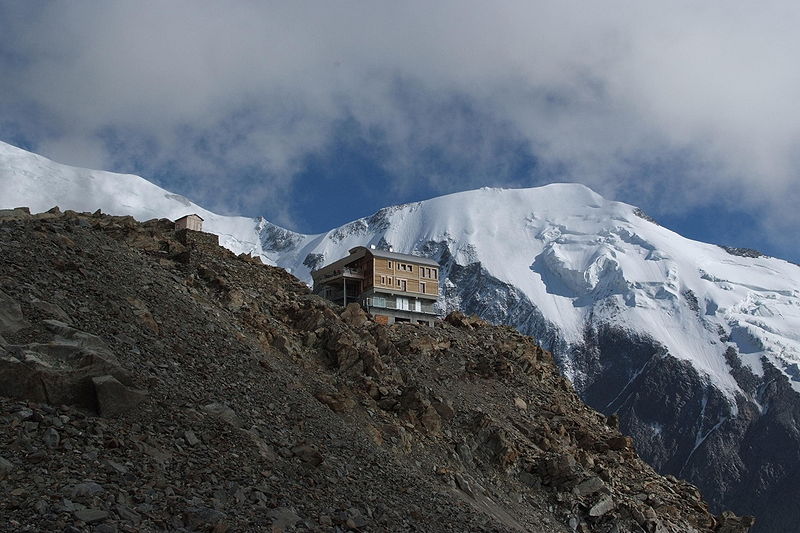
[[175, 215, 203, 232], [360, 256, 373, 290], [372, 256, 438, 296]]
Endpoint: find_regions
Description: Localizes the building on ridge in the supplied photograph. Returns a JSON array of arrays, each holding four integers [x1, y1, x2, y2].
[[174, 214, 204, 232], [312, 246, 440, 325]]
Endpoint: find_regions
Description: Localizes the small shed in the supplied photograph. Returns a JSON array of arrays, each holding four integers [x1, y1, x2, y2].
[[175, 214, 204, 232]]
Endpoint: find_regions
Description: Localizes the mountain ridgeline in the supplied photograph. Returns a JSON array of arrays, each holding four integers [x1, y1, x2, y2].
[[0, 208, 755, 532], [2, 140, 798, 529]]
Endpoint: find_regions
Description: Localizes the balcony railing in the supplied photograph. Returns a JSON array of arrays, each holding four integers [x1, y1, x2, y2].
[[318, 267, 364, 281], [363, 297, 437, 315]]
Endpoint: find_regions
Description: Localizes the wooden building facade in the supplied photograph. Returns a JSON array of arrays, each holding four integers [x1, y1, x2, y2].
[[311, 246, 440, 325], [175, 214, 204, 232]]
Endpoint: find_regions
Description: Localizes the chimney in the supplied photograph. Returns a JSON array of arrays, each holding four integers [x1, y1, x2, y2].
[[370, 244, 376, 250], [388, 246, 394, 252]]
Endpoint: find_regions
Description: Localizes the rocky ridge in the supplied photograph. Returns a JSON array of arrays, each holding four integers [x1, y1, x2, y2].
[[0, 207, 753, 532]]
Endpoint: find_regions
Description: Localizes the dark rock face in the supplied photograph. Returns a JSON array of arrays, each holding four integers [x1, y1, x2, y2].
[[433, 245, 569, 357], [258, 220, 303, 252], [0, 209, 749, 532], [632, 208, 659, 225], [564, 324, 800, 533], [684, 363, 800, 533], [436, 257, 792, 532], [718, 246, 764, 259], [303, 252, 325, 271]]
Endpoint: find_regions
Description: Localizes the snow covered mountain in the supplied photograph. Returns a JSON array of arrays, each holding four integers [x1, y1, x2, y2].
[[0, 141, 276, 259], [2, 139, 799, 529], [263, 185, 800, 397]]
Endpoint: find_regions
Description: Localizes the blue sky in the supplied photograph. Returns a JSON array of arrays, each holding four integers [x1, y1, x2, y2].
[[1, 2, 799, 263]]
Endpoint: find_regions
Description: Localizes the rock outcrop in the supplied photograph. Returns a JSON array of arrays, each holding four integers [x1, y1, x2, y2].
[[0, 208, 752, 532]]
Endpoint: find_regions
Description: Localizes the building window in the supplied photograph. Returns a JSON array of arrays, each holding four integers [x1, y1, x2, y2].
[[420, 282, 426, 293], [409, 265, 413, 272], [380, 275, 386, 285], [433, 270, 437, 279], [388, 261, 393, 269]]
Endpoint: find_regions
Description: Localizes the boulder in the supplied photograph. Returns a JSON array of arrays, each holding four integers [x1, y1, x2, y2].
[[341, 303, 369, 328], [0, 339, 132, 409], [126, 298, 160, 335], [182, 507, 229, 532], [315, 391, 356, 413], [42, 428, 60, 449], [43, 320, 117, 358], [70, 482, 105, 499], [202, 402, 243, 428], [539, 452, 582, 486], [408, 336, 451, 353], [0, 354, 49, 402], [291, 442, 324, 466], [269, 507, 301, 532], [0, 290, 29, 335], [444, 311, 485, 329], [184, 430, 200, 447], [224, 288, 246, 311], [715, 511, 756, 533], [431, 397, 456, 420], [606, 435, 634, 451], [588, 496, 615, 517], [0, 456, 14, 479], [92, 375, 147, 418], [30, 299, 71, 323], [73, 509, 109, 523], [114, 504, 141, 525], [573, 476, 605, 498], [419, 405, 443, 433]]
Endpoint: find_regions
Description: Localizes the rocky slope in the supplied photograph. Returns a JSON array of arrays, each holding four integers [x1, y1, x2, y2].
[[2, 141, 798, 530], [261, 194, 800, 533], [0, 208, 753, 532]]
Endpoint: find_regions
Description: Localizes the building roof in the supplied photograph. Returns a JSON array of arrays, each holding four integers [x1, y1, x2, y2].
[[311, 245, 440, 282], [349, 246, 439, 266], [175, 213, 204, 222]]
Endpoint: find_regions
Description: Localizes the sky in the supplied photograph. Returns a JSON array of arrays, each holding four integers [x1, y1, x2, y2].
[[1, 2, 799, 262]]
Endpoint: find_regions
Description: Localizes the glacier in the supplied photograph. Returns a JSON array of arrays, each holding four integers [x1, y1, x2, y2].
[[3, 139, 800, 401]]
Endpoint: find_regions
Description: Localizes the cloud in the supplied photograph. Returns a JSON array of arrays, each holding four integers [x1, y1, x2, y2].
[[1, 1, 799, 251]]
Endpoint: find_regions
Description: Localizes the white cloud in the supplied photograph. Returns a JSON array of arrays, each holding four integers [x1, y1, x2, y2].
[[1, 1, 799, 251]]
